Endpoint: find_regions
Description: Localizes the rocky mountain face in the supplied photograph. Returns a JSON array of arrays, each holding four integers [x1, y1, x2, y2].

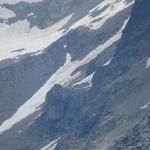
[[112, 114, 150, 150], [0, 0, 132, 124], [0, 0, 149, 150], [0, 0, 102, 28]]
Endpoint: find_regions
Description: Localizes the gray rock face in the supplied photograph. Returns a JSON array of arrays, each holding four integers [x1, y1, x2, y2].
[[1, 0, 103, 28], [34, 0, 150, 149], [42, 84, 85, 121], [1, 0, 149, 150]]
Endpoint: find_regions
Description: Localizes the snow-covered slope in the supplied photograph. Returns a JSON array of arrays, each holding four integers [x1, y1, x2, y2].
[[0, 0, 133, 61], [0, 14, 72, 61]]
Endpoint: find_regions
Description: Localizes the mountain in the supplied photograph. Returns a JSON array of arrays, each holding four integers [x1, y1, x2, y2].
[[0, 0, 149, 150]]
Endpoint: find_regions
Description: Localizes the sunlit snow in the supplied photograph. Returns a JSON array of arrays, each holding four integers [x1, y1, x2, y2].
[[0, 0, 133, 62], [0, 14, 72, 61], [103, 58, 112, 66]]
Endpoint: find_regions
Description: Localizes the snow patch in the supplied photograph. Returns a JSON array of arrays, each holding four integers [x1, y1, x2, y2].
[[0, 6, 16, 19], [40, 138, 60, 150], [73, 73, 95, 87], [103, 58, 112, 66], [0, 0, 43, 5], [0, 14, 72, 61], [65, 53, 72, 64], [63, 44, 67, 48], [27, 12, 34, 17], [146, 58, 150, 68]]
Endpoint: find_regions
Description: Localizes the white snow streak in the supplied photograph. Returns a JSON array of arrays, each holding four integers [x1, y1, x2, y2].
[[0, 0, 43, 5], [71, 0, 134, 30], [140, 102, 150, 110], [0, 14, 72, 61], [0, 19, 128, 134], [103, 58, 112, 66], [40, 138, 60, 150], [73, 73, 95, 87], [146, 58, 150, 68]]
